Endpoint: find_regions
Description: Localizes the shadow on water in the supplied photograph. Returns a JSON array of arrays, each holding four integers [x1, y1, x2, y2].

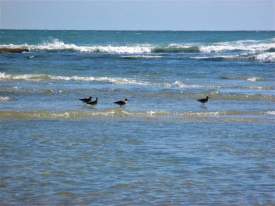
[[200, 103, 208, 110]]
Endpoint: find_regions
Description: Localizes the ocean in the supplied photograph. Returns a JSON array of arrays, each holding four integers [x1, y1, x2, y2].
[[0, 30, 275, 205]]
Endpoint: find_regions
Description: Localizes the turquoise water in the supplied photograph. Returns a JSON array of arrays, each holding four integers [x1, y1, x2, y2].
[[0, 30, 275, 205]]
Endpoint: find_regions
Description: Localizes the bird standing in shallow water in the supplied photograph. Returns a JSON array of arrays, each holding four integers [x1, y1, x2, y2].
[[197, 96, 209, 104], [86, 97, 98, 106], [114, 98, 128, 107], [79, 96, 92, 103]]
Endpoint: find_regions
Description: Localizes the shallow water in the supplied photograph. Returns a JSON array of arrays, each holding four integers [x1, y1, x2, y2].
[[1, 120, 275, 205], [0, 30, 275, 205]]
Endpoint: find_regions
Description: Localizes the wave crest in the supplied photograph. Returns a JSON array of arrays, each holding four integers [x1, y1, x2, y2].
[[255, 52, 275, 63], [0, 72, 202, 89], [0, 96, 10, 103], [200, 39, 275, 53], [266, 111, 275, 115], [1, 39, 275, 64], [0, 39, 152, 54], [1, 38, 274, 55], [0, 72, 149, 86]]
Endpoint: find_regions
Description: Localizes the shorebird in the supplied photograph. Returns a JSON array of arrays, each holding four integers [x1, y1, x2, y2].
[[86, 97, 98, 106], [79, 96, 92, 103], [197, 96, 209, 104], [114, 98, 128, 107]]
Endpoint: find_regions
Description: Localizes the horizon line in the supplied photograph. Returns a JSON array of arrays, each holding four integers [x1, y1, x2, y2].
[[1, 29, 275, 32]]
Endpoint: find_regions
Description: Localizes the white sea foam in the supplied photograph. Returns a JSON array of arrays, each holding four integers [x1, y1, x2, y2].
[[1, 38, 275, 55], [0, 39, 152, 54], [163, 81, 202, 89], [0, 96, 10, 102], [266, 111, 275, 115], [255, 52, 275, 63], [199, 40, 275, 53], [246, 77, 262, 82], [0, 72, 149, 85], [0, 72, 203, 89]]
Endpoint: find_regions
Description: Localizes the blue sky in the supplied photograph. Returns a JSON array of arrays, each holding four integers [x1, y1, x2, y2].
[[0, 0, 274, 30]]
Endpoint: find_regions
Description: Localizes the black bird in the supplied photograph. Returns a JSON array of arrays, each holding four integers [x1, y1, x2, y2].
[[79, 96, 92, 103], [197, 96, 209, 104], [114, 98, 128, 107], [87, 97, 98, 106]]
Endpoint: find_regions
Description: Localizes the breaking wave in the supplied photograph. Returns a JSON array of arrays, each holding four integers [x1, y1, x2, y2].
[[162, 81, 202, 89], [0, 39, 152, 54], [0, 72, 202, 89], [0, 41, 200, 54], [1, 38, 275, 57], [0, 72, 149, 85], [266, 111, 275, 115], [255, 52, 275, 63], [246, 77, 263, 82], [0, 96, 10, 103], [199, 40, 275, 53]]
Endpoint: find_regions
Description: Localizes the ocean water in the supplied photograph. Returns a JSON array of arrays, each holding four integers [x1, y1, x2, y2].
[[0, 30, 275, 205]]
